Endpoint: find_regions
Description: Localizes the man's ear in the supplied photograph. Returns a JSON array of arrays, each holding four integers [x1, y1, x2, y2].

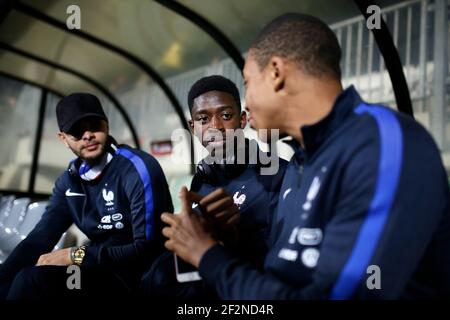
[[58, 132, 70, 148], [239, 111, 247, 129], [188, 119, 195, 134], [268, 56, 286, 92]]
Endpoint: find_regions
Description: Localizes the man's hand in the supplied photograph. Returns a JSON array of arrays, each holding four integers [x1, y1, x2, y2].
[[36, 248, 72, 266], [191, 188, 240, 231], [161, 187, 218, 268]]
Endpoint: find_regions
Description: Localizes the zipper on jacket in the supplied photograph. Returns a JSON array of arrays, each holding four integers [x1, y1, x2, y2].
[[297, 163, 304, 188], [80, 182, 88, 225]]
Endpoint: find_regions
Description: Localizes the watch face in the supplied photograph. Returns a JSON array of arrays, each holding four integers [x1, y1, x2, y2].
[[74, 247, 86, 263]]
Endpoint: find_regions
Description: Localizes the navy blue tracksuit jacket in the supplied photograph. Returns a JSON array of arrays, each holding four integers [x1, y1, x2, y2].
[[0, 141, 173, 291], [198, 86, 450, 299], [139, 148, 287, 298]]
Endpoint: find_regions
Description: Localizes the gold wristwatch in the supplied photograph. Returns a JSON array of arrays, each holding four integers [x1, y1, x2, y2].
[[71, 246, 86, 265]]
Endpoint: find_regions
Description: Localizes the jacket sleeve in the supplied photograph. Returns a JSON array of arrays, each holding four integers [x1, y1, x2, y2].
[[198, 136, 450, 299], [0, 175, 74, 296], [82, 155, 173, 267]]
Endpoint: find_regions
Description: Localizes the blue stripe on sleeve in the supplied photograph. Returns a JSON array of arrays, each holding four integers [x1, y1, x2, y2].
[[117, 148, 155, 240], [330, 103, 403, 299]]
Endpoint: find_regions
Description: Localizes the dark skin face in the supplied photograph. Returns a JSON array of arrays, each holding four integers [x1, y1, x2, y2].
[[188, 90, 247, 153]]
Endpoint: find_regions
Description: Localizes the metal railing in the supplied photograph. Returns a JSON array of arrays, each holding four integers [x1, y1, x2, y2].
[[331, 0, 433, 108]]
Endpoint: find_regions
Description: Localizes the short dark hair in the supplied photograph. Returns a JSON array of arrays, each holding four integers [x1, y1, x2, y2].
[[187, 75, 241, 112], [250, 13, 341, 79]]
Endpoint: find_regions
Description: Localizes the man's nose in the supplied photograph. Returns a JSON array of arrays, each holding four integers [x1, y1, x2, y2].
[[81, 130, 95, 141], [210, 115, 224, 130]]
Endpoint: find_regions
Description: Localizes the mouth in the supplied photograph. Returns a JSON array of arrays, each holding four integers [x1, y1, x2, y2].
[[207, 140, 225, 148], [246, 110, 255, 128], [204, 134, 226, 148], [84, 142, 100, 152], [248, 116, 255, 129]]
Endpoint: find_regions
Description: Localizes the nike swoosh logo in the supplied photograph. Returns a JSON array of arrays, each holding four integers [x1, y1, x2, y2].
[[65, 189, 85, 197]]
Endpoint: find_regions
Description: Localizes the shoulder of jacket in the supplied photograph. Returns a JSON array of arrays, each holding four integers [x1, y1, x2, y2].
[[116, 145, 157, 163]]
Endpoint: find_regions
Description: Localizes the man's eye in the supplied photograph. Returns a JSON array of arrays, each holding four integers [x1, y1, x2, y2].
[[222, 113, 232, 120], [196, 116, 208, 123], [67, 129, 83, 139]]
